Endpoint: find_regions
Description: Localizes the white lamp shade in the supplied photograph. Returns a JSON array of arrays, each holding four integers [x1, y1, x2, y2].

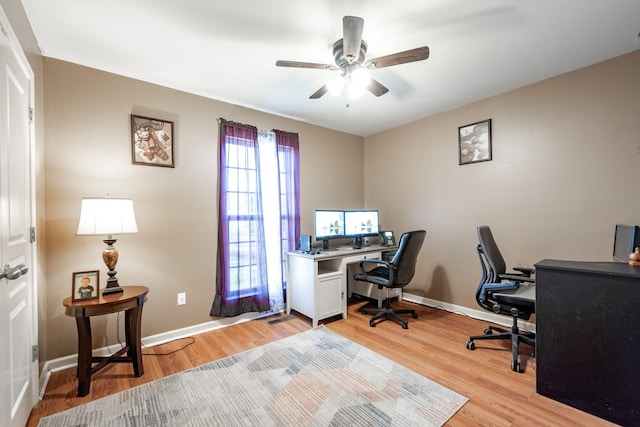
[[76, 198, 139, 236]]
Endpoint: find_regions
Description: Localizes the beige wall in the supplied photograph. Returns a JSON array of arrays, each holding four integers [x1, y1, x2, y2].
[[365, 50, 640, 309], [42, 59, 364, 359]]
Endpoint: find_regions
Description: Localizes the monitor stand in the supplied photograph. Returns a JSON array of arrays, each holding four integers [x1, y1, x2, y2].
[[321, 240, 339, 251], [352, 237, 363, 249]]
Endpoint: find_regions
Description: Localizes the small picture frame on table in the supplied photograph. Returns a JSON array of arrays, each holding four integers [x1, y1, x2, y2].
[[131, 114, 174, 168], [72, 270, 100, 301], [458, 119, 492, 165]]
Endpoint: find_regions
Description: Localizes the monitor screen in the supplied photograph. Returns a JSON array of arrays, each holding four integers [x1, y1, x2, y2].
[[314, 210, 345, 241], [613, 224, 640, 262], [344, 210, 380, 237]]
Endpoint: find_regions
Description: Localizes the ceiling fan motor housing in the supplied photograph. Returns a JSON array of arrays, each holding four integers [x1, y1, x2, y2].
[[332, 39, 368, 68]]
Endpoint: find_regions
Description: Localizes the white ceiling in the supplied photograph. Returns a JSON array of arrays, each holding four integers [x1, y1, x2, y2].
[[21, 0, 640, 137]]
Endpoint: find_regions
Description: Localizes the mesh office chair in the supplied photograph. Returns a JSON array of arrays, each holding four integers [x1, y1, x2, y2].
[[354, 230, 426, 329], [466, 225, 536, 372]]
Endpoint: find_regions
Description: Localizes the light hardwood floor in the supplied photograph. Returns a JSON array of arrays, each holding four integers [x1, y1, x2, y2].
[[28, 299, 616, 426]]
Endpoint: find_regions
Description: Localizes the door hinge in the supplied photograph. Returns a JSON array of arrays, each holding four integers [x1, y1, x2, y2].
[[30, 226, 36, 243], [29, 107, 34, 123], [32, 345, 38, 362]]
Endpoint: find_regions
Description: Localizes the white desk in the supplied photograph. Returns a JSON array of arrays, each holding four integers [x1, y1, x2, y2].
[[285, 244, 398, 327]]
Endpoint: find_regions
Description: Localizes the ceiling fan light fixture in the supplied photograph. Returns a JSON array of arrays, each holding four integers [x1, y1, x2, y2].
[[351, 67, 371, 88], [327, 75, 345, 95]]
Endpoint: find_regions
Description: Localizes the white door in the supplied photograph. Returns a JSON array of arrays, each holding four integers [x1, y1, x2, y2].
[[0, 6, 38, 427]]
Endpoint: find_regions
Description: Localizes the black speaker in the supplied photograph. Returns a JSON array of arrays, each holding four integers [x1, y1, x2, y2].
[[300, 234, 311, 253]]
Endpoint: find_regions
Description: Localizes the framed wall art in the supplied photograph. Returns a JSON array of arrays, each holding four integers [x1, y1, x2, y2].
[[458, 119, 492, 165], [72, 270, 100, 301], [131, 114, 174, 167]]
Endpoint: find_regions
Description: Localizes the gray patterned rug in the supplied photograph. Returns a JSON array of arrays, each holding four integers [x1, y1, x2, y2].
[[38, 326, 467, 426]]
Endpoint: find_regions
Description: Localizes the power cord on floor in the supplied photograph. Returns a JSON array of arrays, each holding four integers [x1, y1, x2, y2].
[[114, 311, 196, 356], [141, 337, 196, 356]]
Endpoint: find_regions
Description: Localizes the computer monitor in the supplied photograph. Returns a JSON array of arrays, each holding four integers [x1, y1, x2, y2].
[[345, 210, 380, 248], [613, 224, 640, 262], [314, 210, 345, 250]]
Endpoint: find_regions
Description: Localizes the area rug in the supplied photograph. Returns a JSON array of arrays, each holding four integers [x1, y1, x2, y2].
[[38, 326, 467, 426]]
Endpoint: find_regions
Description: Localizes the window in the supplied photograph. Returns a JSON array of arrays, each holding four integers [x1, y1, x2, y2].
[[226, 141, 263, 298], [211, 120, 299, 317]]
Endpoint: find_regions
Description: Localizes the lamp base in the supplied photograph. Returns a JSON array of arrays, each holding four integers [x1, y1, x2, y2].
[[102, 239, 123, 295], [102, 285, 123, 295]]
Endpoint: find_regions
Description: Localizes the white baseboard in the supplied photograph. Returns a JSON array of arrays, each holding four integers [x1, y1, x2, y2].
[[38, 296, 535, 399]]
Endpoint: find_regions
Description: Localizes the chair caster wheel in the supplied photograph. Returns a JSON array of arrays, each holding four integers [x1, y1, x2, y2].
[[466, 340, 475, 350], [369, 320, 376, 327], [511, 360, 522, 373], [402, 323, 408, 329], [411, 312, 418, 318], [484, 328, 493, 335]]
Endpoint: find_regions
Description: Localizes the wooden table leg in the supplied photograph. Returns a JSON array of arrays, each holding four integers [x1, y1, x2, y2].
[[75, 316, 92, 397], [125, 305, 144, 377]]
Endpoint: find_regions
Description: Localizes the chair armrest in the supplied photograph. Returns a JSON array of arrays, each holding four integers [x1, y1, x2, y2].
[[356, 259, 396, 284], [499, 273, 535, 283], [480, 281, 519, 302], [359, 259, 390, 269], [513, 267, 535, 277]]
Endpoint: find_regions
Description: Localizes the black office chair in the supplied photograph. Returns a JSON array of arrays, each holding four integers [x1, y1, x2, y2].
[[354, 230, 426, 329], [466, 225, 536, 373]]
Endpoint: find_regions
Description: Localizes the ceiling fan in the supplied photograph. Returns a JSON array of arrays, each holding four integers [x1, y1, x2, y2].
[[276, 16, 429, 99]]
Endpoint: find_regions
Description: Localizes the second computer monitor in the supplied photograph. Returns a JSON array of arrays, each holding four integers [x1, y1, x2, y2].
[[314, 210, 345, 250], [345, 210, 380, 248], [613, 224, 640, 262]]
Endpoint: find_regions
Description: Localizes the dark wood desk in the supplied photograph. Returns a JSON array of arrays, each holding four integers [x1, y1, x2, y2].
[[535, 260, 640, 426], [63, 285, 149, 397]]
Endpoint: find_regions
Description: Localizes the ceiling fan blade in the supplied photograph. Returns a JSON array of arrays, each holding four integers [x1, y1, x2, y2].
[[365, 46, 429, 69], [342, 16, 364, 63], [309, 84, 329, 99], [366, 78, 389, 97], [276, 60, 338, 71]]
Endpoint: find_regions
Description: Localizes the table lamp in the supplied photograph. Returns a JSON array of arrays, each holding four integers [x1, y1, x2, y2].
[[76, 197, 138, 294]]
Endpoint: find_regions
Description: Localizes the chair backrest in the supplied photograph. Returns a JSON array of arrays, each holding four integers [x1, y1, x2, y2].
[[477, 225, 507, 281], [390, 230, 426, 286]]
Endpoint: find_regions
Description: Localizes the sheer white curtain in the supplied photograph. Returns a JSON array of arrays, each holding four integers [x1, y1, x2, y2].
[[258, 130, 284, 312]]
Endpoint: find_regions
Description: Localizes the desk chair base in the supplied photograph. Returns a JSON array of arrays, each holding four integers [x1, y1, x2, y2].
[[361, 288, 417, 329], [466, 316, 535, 373]]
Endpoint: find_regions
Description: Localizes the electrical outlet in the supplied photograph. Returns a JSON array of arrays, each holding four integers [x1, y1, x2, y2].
[[177, 292, 186, 305]]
